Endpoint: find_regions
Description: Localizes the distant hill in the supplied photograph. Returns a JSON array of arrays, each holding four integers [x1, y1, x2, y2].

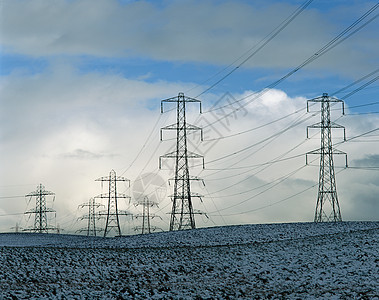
[[0, 221, 378, 299]]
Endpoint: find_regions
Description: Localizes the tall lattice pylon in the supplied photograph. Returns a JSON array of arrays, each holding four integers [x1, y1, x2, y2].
[[77, 198, 104, 236], [95, 169, 131, 237], [306, 93, 348, 222], [134, 196, 161, 234], [24, 184, 56, 233], [160, 92, 205, 231]]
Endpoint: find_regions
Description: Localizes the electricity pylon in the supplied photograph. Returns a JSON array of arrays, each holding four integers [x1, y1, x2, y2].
[[159, 92, 205, 231], [10, 223, 22, 233], [24, 184, 57, 233], [77, 198, 104, 236], [95, 169, 132, 237], [306, 93, 348, 222], [134, 196, 162, 234]]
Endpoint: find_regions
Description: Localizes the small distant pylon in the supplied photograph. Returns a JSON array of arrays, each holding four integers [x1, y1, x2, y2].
[[11, 223, 22, 233], [96, 169, 132, 237], [306, 93, 348, 222], [77, 198, 104, 236], [134, 196, 162, 234], [159, 92, 205, 231], [24, 184, 57, 233]]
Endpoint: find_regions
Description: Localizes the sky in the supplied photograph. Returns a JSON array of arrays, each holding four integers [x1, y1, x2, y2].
[[0, 0, 378, 234]]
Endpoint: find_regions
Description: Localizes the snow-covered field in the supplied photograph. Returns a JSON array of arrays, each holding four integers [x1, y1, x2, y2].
[[0, 221, 378, 299]]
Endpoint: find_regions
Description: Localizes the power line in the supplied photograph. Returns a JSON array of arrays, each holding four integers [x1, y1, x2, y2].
[[0, 212, 25, 217], [332, 68, 379, 96], [210, 168, 346, 217], [0, 195, 25, 199], [202, 118, 378, 217], [199, 114, 324, 184], [348, 101, 379, 109], [199, 111, 314, 167], [336, 127, 379, 145], [195, 0, 315, 97], [203, 105, 312, 142], [200, 3, 378, 120], [207, 157, 318, 214], [207, 161, 306, 199], [205, 154, 304, 171], [199, 75, 376, 146], [203, 131, 318, 195], [341, 75, 379, 100], [212, 184, 318, 217], [346, 111, 379, 115], [119, 113, 163, 176]]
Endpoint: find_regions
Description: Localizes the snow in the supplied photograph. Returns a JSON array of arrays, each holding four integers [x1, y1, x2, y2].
[[0, 221, 378, 299]]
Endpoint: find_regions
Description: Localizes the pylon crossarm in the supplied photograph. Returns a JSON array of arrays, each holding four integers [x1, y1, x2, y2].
[[25, 191, 54, 197], [193, 209, 208, 217], [332, 148, 346, 155], [186, 176, 205, 185], [98, 209, 131, 216], [332, 149, 348, 167], [186, 150, 204, 159], [161, 123, 203, 140], [96, 177, 129, 182], [191, 193, 204, 201], [160, 152, 204, 168], [159, 152, 175, 168], [160, 150, 176, 158], [118, 211, 133, 216], [77, 228, 103, 233], [24, 208, 55, 214], [161, 95, 201, 104], [161, 123, 177, 131], [307, 95, 343, 103], [23, 226, 57, 232], [79, 203, 104, 209], [97, 210, 108, 216], [78, 215, 103, 220], [150, 226, 164, 232], [306, 147, 324, 164], [161, 93, 201, 112], [330, 122, 345, 129], [95, 193, 129, 199], [307, 123, 321, 137]]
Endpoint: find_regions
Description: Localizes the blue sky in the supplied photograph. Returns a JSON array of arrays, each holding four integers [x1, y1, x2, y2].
[[0, 0, 378, 233]]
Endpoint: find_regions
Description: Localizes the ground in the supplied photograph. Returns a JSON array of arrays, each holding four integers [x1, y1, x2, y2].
[[0, 222, 378, 299]]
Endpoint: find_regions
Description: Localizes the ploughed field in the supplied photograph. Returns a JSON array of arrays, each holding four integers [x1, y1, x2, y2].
[[0, 221, 378, 299]]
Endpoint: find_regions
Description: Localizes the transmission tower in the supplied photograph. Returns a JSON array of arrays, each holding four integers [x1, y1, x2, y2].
[[77, 198, 104, 236], [96, 169, 132, 237], [159, 92, 205, 231], [24, 184, 57, 233], [11, 223, 22, 233], [306, 93, 348, 222], [134, 196, 162, 234]]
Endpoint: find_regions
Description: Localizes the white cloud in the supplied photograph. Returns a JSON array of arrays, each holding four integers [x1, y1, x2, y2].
[[0, 65, 377, 232], [0, 65, 197, 232], [0, 0, 378, 233], [1, 0, 377, 74]]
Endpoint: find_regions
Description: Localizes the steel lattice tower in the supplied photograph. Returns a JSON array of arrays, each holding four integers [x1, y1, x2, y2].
[[134, 196, 161, 234], [24, 184, 56, 233], [306, 93, 348, 222], [96, 169, 131, 237], [78, 198, 104, 236], [160, 92, 205, 231]]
